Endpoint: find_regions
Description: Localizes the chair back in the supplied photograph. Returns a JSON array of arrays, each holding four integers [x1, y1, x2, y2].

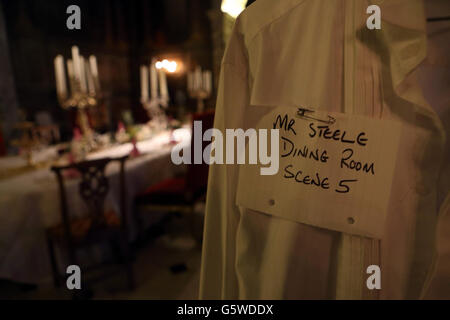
[[186, 110, 215, 196], [51, 155, 128, 240]]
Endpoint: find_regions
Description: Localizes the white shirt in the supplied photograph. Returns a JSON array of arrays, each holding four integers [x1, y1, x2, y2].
[[200, 0, 446, 299]]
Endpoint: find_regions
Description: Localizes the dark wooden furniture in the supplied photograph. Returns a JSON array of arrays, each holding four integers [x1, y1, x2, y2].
[[134, 110, 215, 240], [46, 155, 135, 291]]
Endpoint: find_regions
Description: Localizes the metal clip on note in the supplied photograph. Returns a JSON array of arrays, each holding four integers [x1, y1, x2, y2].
[[296, 107, 336, 125]]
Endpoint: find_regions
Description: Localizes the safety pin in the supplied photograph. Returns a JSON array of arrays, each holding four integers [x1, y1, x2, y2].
[[296, 107, 336, 125]]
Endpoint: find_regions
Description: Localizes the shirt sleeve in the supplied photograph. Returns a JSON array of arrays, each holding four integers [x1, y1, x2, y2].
[[199, 21, 249, 299]]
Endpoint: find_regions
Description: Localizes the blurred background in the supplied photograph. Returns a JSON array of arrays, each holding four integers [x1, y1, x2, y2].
[[0, 0, 257, 300], [0, 0, 250, 140]]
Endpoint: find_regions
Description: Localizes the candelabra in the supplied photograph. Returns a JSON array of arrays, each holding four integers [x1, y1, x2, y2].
[[54, 46, 101, 151], [140, 60, 170, 132], [188, 88, 211, 113], [187, 67, 212, 113], [141, 97, 169, 132]]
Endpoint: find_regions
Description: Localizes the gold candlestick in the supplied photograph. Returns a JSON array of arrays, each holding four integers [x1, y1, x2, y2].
[[54, 47, 101, 153], [188, 67, 212, 113]]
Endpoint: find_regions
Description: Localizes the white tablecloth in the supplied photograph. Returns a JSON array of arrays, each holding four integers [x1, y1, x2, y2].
[[0, 128, 190, 284]]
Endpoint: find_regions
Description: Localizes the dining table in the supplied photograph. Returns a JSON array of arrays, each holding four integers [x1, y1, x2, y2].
[[0, 127, 190, 284]]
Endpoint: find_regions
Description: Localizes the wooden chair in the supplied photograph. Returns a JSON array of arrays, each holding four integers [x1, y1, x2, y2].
[[134, 110, 215, 240], [46, 155, 135, 292]]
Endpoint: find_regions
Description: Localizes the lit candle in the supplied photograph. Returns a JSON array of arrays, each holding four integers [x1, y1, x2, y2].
[[203, 70, 212, 94], [71, 46, 81, 82], [159, 69, 168, 100], [54, 55, 67, 100], [140, 65, 149, 102], [89, 55, 100, 92], [195, 66, 202, 91], [79, 56, 88, 94], [150, 61, 158, 99], [85, 60, 96, 95], [67, 59, 76, 94]]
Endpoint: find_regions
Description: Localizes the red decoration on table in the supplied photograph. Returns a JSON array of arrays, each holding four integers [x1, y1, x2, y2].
[[117, 121, 125, 133], [130, 138, 141, 157], [73, 128, 82, 141]]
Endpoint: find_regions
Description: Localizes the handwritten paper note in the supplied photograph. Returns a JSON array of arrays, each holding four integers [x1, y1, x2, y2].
[[236, 107, 402, 238]]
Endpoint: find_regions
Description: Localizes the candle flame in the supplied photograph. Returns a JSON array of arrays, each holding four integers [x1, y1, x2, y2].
[[155, 59, 178, 73]]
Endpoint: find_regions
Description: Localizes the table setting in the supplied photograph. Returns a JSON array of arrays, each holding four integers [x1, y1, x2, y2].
[[0, 124, 191, 284], [0, 42, 213, 286]]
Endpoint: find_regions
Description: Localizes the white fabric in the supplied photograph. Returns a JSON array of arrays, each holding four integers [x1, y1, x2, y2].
[[0, 128, 190, 284], [200, 0, 446, 299]]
